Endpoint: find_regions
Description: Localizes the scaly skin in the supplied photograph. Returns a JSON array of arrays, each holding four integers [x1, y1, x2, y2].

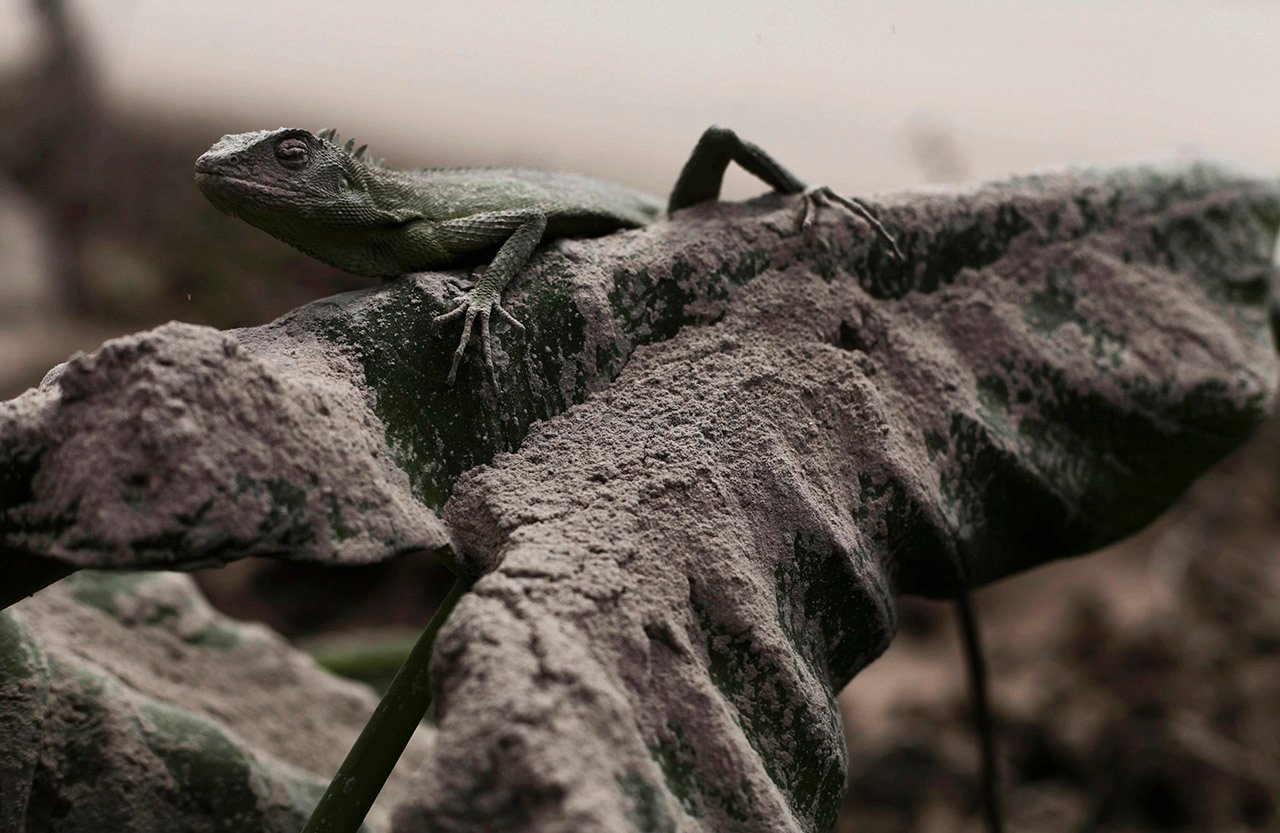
[[195, 125, 900, 386]]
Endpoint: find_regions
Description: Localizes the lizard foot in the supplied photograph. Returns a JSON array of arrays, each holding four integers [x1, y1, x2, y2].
[[432, 277, 525, 386], [798, 185, 904, 260]]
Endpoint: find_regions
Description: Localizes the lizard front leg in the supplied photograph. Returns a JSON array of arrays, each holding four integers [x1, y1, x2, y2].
[[669, 125, 902, 258], [431, 210, 547, 386]]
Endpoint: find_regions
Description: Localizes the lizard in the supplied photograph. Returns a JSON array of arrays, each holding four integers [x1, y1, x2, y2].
[[194, 125, 903, 386], [194, 126, 1003, 833]]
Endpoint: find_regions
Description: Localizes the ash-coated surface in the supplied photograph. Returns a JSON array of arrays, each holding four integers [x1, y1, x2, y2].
[[1, 163, 1277, 833], [393, 165, 1279, 832], [0, 572, 432, 833]]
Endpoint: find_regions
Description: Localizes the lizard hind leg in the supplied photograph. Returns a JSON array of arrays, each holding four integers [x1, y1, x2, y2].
[[667, 125, 806, 213], [668, 126, 903, 259]]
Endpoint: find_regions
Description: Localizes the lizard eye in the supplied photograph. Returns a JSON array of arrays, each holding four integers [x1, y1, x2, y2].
[[274, 137, 310, 170]]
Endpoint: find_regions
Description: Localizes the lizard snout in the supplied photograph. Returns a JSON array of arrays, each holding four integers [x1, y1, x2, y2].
[[195, 151, 238, 176]]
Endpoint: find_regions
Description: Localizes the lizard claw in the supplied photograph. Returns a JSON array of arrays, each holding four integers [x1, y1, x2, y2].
[[493, 304, 525, 335], [799, 185, 904, 260], [799, 188, 823, 247], [432, 286, 525, 387]]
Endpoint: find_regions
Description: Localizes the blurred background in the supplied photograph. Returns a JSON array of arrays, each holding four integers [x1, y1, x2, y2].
[[1, 1, 1278, 830]]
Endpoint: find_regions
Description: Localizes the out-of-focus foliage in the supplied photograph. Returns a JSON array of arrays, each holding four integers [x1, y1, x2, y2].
[[1, 571, 431, 833]]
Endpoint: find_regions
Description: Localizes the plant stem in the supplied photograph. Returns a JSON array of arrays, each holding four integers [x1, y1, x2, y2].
[[956, 590, 1003, 833], [302, 574, 470, 833]]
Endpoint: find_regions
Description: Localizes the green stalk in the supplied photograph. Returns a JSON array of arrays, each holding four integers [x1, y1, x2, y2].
[[302, 575, 470, 833]]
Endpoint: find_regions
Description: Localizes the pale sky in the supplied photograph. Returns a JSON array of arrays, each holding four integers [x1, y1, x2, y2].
[[3, 0, 1279, 196]]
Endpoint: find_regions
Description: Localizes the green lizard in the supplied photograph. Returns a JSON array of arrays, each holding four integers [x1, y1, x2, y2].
[[195, 125, 902, 386]]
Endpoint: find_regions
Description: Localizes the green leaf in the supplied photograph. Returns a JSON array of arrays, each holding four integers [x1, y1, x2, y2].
[[0, 572, 432, 833]]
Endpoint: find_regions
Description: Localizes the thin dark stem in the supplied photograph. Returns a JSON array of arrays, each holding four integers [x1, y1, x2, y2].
[[301, 574, 470, 833], [956, 590, 1004, 833]]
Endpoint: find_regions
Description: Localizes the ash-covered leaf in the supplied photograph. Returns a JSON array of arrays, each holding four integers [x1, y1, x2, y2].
[[0, 571, 431, 833], [1, 161, 1276, 833], [396, 164, 1280, 833]]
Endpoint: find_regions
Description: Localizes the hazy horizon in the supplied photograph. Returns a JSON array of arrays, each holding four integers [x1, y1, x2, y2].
[[3, 0, 1277, 196]]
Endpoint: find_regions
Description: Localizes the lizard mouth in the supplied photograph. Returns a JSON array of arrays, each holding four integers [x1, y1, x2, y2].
[[195, 170, 302, 204]]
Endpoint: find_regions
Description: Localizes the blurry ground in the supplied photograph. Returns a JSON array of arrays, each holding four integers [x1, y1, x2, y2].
[[836, 415, 1280, 832], [2, 2, 1279, 831]]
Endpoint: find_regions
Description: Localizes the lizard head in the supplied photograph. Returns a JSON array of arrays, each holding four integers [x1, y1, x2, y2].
[[195, 127, 400, 234]]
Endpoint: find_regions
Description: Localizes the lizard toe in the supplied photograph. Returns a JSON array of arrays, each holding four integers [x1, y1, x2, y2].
[[798, 186, 827, 247], [432, 301, 467, 329], [436, 290, 523, 387], [797, 184, 904, 260], [445, 302, 480, 386], [493, 304, 525, 335]]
